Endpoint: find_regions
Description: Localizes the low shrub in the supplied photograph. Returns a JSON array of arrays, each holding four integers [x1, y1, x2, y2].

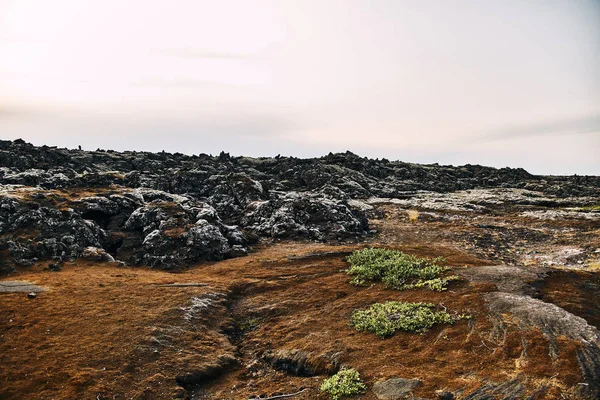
[[351, 301, 470, 338], [320, 368, 367, 400], [346, 248, 458, 291]]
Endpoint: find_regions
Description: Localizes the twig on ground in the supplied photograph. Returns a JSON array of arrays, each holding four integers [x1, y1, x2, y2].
[[248, 388, 308, 400], [481, 340, 493, 351]]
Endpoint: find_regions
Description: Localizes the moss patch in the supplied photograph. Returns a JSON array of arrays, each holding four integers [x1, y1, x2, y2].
[[351, 301, 470, 338], [346, 248, 459, 291]]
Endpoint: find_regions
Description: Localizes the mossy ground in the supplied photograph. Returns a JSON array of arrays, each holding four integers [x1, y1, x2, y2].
[[346, 248, 459, 291], [351, 301, 470, 338]]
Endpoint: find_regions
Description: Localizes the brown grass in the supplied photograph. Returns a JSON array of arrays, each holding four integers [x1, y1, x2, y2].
[[0, 204, 596, 399]]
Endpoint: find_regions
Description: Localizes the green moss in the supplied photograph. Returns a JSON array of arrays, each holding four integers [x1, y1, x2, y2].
[[320, 368, 367, 400], [579, 205, 600, 212], [402, 276, 460, 291], [351, 301, 470, 338], [346, 248, 457, 291]]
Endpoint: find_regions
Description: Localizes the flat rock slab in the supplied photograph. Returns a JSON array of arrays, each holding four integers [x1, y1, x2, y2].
[[0, 281, 46, 293], [459, 265, 543, 295], [484, 291, 600, 398], [373, 377, 422, 400]]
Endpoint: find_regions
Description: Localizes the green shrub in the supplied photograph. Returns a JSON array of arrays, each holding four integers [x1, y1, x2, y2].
[[351, 301, 470, 338], [346, 248, 457, 291], [320, 368, 367, 400]]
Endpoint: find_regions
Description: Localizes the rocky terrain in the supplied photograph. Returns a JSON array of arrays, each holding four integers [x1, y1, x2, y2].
[[1, 139, 598, 271], [1, 139, 599, 399]]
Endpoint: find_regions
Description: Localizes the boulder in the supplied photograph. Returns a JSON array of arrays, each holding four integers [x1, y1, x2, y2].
[[372, 377, 422, 400], [81, 247, 115, 262]]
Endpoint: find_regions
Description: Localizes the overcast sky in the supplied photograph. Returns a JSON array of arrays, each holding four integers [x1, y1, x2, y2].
[[1, 0, 599, 175]]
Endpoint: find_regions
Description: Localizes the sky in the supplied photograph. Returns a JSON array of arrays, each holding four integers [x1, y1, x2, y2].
[[1, 0, 599, 175]]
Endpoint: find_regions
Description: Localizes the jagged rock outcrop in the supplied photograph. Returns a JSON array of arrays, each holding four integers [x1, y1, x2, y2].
[[243, 191, 368, 241], [0, 195, 107, 266], [2, 140, 598, 198]]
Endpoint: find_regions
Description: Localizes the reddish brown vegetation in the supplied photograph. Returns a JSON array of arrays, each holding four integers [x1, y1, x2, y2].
[[1, 204, 598, 399]]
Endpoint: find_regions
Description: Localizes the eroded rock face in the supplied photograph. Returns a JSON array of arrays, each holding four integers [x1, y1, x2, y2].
[[175, 354, 237, 387], [262, 349, 340, 376]]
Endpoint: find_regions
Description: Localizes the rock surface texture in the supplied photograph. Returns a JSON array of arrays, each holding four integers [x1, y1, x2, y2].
[[372, 377, 422, 400], [1, 139, 598, 271]]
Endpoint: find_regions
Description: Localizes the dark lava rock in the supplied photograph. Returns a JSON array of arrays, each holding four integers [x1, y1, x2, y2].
[[48, 263, 61, 272], [0, 139, 598, 270], [243, 191, 368, 241], [0, 196, 107, 264], [435, 390, 454, 400], [2, 139, 597, 198]]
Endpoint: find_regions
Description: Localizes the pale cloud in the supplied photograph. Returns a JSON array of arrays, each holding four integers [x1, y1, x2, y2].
[[470, 114, 600, 142], [156, 49, 260, 60], [0, 0, 598, 174]]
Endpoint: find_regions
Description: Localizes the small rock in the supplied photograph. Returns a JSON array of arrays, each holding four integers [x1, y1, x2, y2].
[[81, 247, 115, 262], [435, 390, 454, 400], [27, 292, 37, 298], [373, 377, 422, 400], [48, 263, 61, 272], [227, 245, 248, 258]]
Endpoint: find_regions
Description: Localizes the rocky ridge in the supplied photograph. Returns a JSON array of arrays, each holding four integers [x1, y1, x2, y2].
[[0, 139, 598, 271]]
